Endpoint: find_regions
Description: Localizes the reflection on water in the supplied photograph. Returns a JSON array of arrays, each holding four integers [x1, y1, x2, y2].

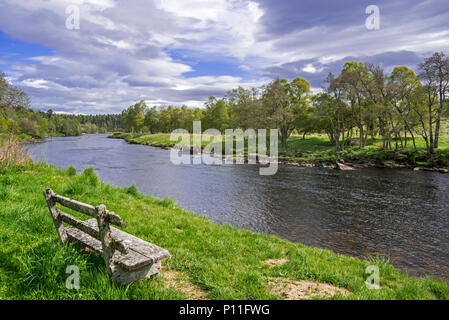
[[26, 134, 449, 280]]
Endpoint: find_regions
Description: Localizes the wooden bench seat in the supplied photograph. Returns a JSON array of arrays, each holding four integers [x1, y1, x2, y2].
[[43, 188, 170, 284]]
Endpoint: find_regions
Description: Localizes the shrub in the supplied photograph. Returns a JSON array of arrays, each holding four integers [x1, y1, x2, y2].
[[82, 167, 99, 186], [126, 184, 139, 196], [66, 166, 77, 176], [0, 136, 32, 170]]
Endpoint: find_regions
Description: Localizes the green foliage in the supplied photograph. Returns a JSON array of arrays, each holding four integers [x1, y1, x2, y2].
[[82, 167, 99, 186], [114, 53, 449, 160], [122, 100, 148, 132], [76, 113, 121, 133], [66, 166, 77, 176], [112, 132, 449, 168], [0, 71, 121, 138], [202, 97, 230, 132], [126, 184, 139, 196]]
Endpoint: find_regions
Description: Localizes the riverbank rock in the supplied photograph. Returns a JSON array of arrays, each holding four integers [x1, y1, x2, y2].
[[336, 162, 355, 171], [413, 166, 449, 173]]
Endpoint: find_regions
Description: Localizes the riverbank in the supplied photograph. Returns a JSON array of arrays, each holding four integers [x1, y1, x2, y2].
[[1, 133, 71, 147], [1, 157, 449, 299], [108, 132, 449, 173]]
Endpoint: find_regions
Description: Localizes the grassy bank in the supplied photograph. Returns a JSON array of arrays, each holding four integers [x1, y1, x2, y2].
[[1, 158, 449, 299], [109, 132, 449, 170]]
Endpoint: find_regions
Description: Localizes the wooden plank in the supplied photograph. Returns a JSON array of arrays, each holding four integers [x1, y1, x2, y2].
[[104, 211, 125, 228], [52, 193, 98, 217], [66, 227, 163, 285], [51, 193, 125, 227], [119, 234, 171, 262], [65, 227, 103, 255], [112, 261, 161, 285], [82, 219, 170, 270], [59, 211, 100, 240]]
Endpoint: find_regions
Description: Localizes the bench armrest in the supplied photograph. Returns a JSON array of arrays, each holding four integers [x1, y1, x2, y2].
[[112, 237, 129, 255]]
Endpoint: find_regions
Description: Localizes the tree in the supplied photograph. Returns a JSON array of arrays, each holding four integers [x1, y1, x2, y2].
[[122, 100, 148, 132], [226, 86, 260, 129], [287, 78, 312, 138], [61, 118, 81, 136], [323, 73, 350, 151], [144, 106, 159, 133], [202, 97, 230, 132], [419, 57, 440, 154], [419, 52, 449, 150], [0, 72, 8, 108], [340, 61, 370, 147], [262, 78, 302, 150], [389, 66, 421, 150]]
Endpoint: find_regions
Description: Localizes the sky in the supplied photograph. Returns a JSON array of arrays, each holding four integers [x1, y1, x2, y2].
[[0, 0, 448, 114]]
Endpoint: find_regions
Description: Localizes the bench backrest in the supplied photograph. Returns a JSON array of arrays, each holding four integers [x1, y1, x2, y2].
[[43, 188, 127, 255]]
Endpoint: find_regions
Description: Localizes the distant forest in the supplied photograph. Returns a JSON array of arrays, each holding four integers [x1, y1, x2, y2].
[[0, 71, 121, 138]]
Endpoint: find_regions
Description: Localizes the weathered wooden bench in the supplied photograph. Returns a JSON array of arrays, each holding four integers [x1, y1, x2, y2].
[[43, 188, 170, 285]]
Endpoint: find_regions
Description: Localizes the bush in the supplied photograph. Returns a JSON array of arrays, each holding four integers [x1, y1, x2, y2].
[[126, 184, 139, 196], [66, 166, 77, 176], [0, 136, 32, 170], [82, 167, 99, 186]]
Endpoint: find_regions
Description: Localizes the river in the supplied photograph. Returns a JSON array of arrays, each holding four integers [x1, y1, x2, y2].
[[26, 134, 449, 280]]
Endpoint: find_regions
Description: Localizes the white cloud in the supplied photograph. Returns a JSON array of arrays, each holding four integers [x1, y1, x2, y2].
[[302, 64, 317, 74], [21, 79, 50, 90], [0, 0, 265, 113]]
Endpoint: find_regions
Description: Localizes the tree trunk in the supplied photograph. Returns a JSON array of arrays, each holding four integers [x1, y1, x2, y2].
[[428, 98, 435, 155], [280, 126, 288, 150], [434, 82, 445, 149]]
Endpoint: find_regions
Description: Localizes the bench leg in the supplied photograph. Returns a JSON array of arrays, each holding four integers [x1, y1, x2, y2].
[[96, 205, 115, 276], [111, 261, 161, 285], [43, 189, 68, 244]]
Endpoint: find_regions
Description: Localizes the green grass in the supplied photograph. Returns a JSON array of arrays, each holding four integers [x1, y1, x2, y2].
[[1, 162, 449, 300], [282, 135, 449, 166], [110, 132, 449, 168], [110, 132, 222, 149]]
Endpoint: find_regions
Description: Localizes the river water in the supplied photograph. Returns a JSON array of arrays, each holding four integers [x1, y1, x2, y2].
[[26, 134, 449, 280]]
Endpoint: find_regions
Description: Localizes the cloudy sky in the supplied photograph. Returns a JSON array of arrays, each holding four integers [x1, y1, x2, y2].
[[0, 0, 448, 114]]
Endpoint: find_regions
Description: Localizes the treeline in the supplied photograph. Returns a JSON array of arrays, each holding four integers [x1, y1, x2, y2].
[[1, 71, 122, 138], [72, 114, 122, 134], [1, 72, 81, 137], [318, 53, 449, 155], [121, 52, 449, 154]]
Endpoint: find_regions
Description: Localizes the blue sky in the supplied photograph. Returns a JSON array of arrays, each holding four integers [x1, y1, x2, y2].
[[0, 32, 53, 67], [0, 0, 448, 114]]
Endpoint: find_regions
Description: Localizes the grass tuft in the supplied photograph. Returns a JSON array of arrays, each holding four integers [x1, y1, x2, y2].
[[126, 184, 140, 196], [66, 166, 77, 176], [0, 136, 32, 171]]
